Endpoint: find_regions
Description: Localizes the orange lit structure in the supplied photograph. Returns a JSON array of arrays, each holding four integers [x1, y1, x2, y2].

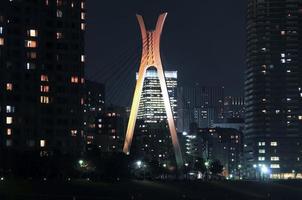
[[123, 13, 184, 169]]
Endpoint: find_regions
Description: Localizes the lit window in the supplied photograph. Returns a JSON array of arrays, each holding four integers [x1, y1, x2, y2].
[[40, 96, 49, 104], [6, 83, 13, 91], [7, 128, 12, 136], [56, 32, 63, 39], [270, 164, 280, 169], [40, 140, 46, 147], [81, 23, 85, 30], [6, 117, 13, 124], [281, 31, 286, 35], [0, 37, 4, 45], [271, 157, 279, 161], [275, 110, 280, 114], [25, 40, 37, 48], [258, 157, 265, 161], [81, 12, 85, 20], [259, 149, 265, 154], [0, 27, 3, 34], [299, 116, 302, 120], [258, 142, 265, 146], [57, 10, 63, 18], [71, 76, 79, 83], [40, 85, 50, 92], [71, 130, 77, 136], [6, 105, 14, 113], [81, 55, 85, 62], [271, 142, 278, 146], [41, 75, 49, 82], [28, 29, 38, 37], [45, 0, 49, 6], [26, 62, 36, 70], [81, 2, 85, 9]]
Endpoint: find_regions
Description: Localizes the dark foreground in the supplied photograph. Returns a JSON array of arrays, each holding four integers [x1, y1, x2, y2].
[[0, 179, 302, 200]]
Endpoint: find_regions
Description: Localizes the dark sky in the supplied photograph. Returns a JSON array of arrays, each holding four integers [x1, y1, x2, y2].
[[85, 0, 247, 105]]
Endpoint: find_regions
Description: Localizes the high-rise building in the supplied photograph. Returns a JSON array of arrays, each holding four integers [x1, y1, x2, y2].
[[177, 84, 224, 132], [98, 106, 127, 152], [182, 125, 243, 178], [245, 0, 302, 179], [223, 96, 245, 121], [83, 80, 105, 150], [0, 0, 85, 156], [137, 69, 177, 123]]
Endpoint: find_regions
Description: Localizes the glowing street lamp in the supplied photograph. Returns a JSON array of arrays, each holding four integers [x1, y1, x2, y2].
[[136, 160, 142, 168], [261, 165, 269, 174], [78, 159, 84, 166]]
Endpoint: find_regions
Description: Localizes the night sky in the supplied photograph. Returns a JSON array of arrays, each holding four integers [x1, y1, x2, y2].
[[85, 0, 247, 105]]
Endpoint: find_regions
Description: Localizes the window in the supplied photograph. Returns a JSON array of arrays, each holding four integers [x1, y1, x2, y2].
[[259, 149, 265, 154], [6, 140, 12, 147], [81, 1, 85, 9], [81, 55, 85, 62], [258, 157, 265, 161], [0, 37, 4, 45], [270, 164, 280, 169], [6, 105, 14, 113], [56, 10, 63, 18], [258, 142, 265, 146], [271, 157, 279, 161], [40, 96, 49, 104], [26, 62, 36, 70], [41, 75, 49, 82], [6, 117, 13, 124], [28, 29, 38, 37], [56, 0, 63, 6], [6, 83, 13, 91], [40, 140, 46, 147], [81, 12, 85, 20], [56, 32, 63, 39], [40, 85, 49, 92], [7, 128, 12, 136], [0, 27, 3, 34], [71, 76, 79, 83], [271, 142, 278, 146], [27, 52, 37, 59], [81, 23, 85, 30], [25, 40, 37, 48], [71, 130, 77, 136]]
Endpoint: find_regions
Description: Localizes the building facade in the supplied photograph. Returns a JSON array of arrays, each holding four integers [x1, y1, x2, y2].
[[0, 0, 85, 156], [183, 125, 243, 178], [245, 0, 302, 179], [83, 80, 105, 150], [137, 69, 177, 123], [177, 84, 224, 132]]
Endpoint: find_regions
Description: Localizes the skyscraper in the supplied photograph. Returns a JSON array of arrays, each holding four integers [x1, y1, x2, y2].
[[177, 84, 224, 132], [83, 80, 105, 150], [137, 69, 178, 123], [245, 0, 302, 179], [0, 0, 85, 156]]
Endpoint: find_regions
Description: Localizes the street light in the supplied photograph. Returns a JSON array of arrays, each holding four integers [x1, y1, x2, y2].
[[78, 159, 84, 166], [136, 160, 142, 168]]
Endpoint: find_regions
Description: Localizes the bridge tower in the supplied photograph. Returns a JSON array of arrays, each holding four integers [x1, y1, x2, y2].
[[123, 13, 184, 169]]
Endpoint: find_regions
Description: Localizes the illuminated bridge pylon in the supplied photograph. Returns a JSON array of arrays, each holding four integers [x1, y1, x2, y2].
[[123, 13, 184, 169]]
